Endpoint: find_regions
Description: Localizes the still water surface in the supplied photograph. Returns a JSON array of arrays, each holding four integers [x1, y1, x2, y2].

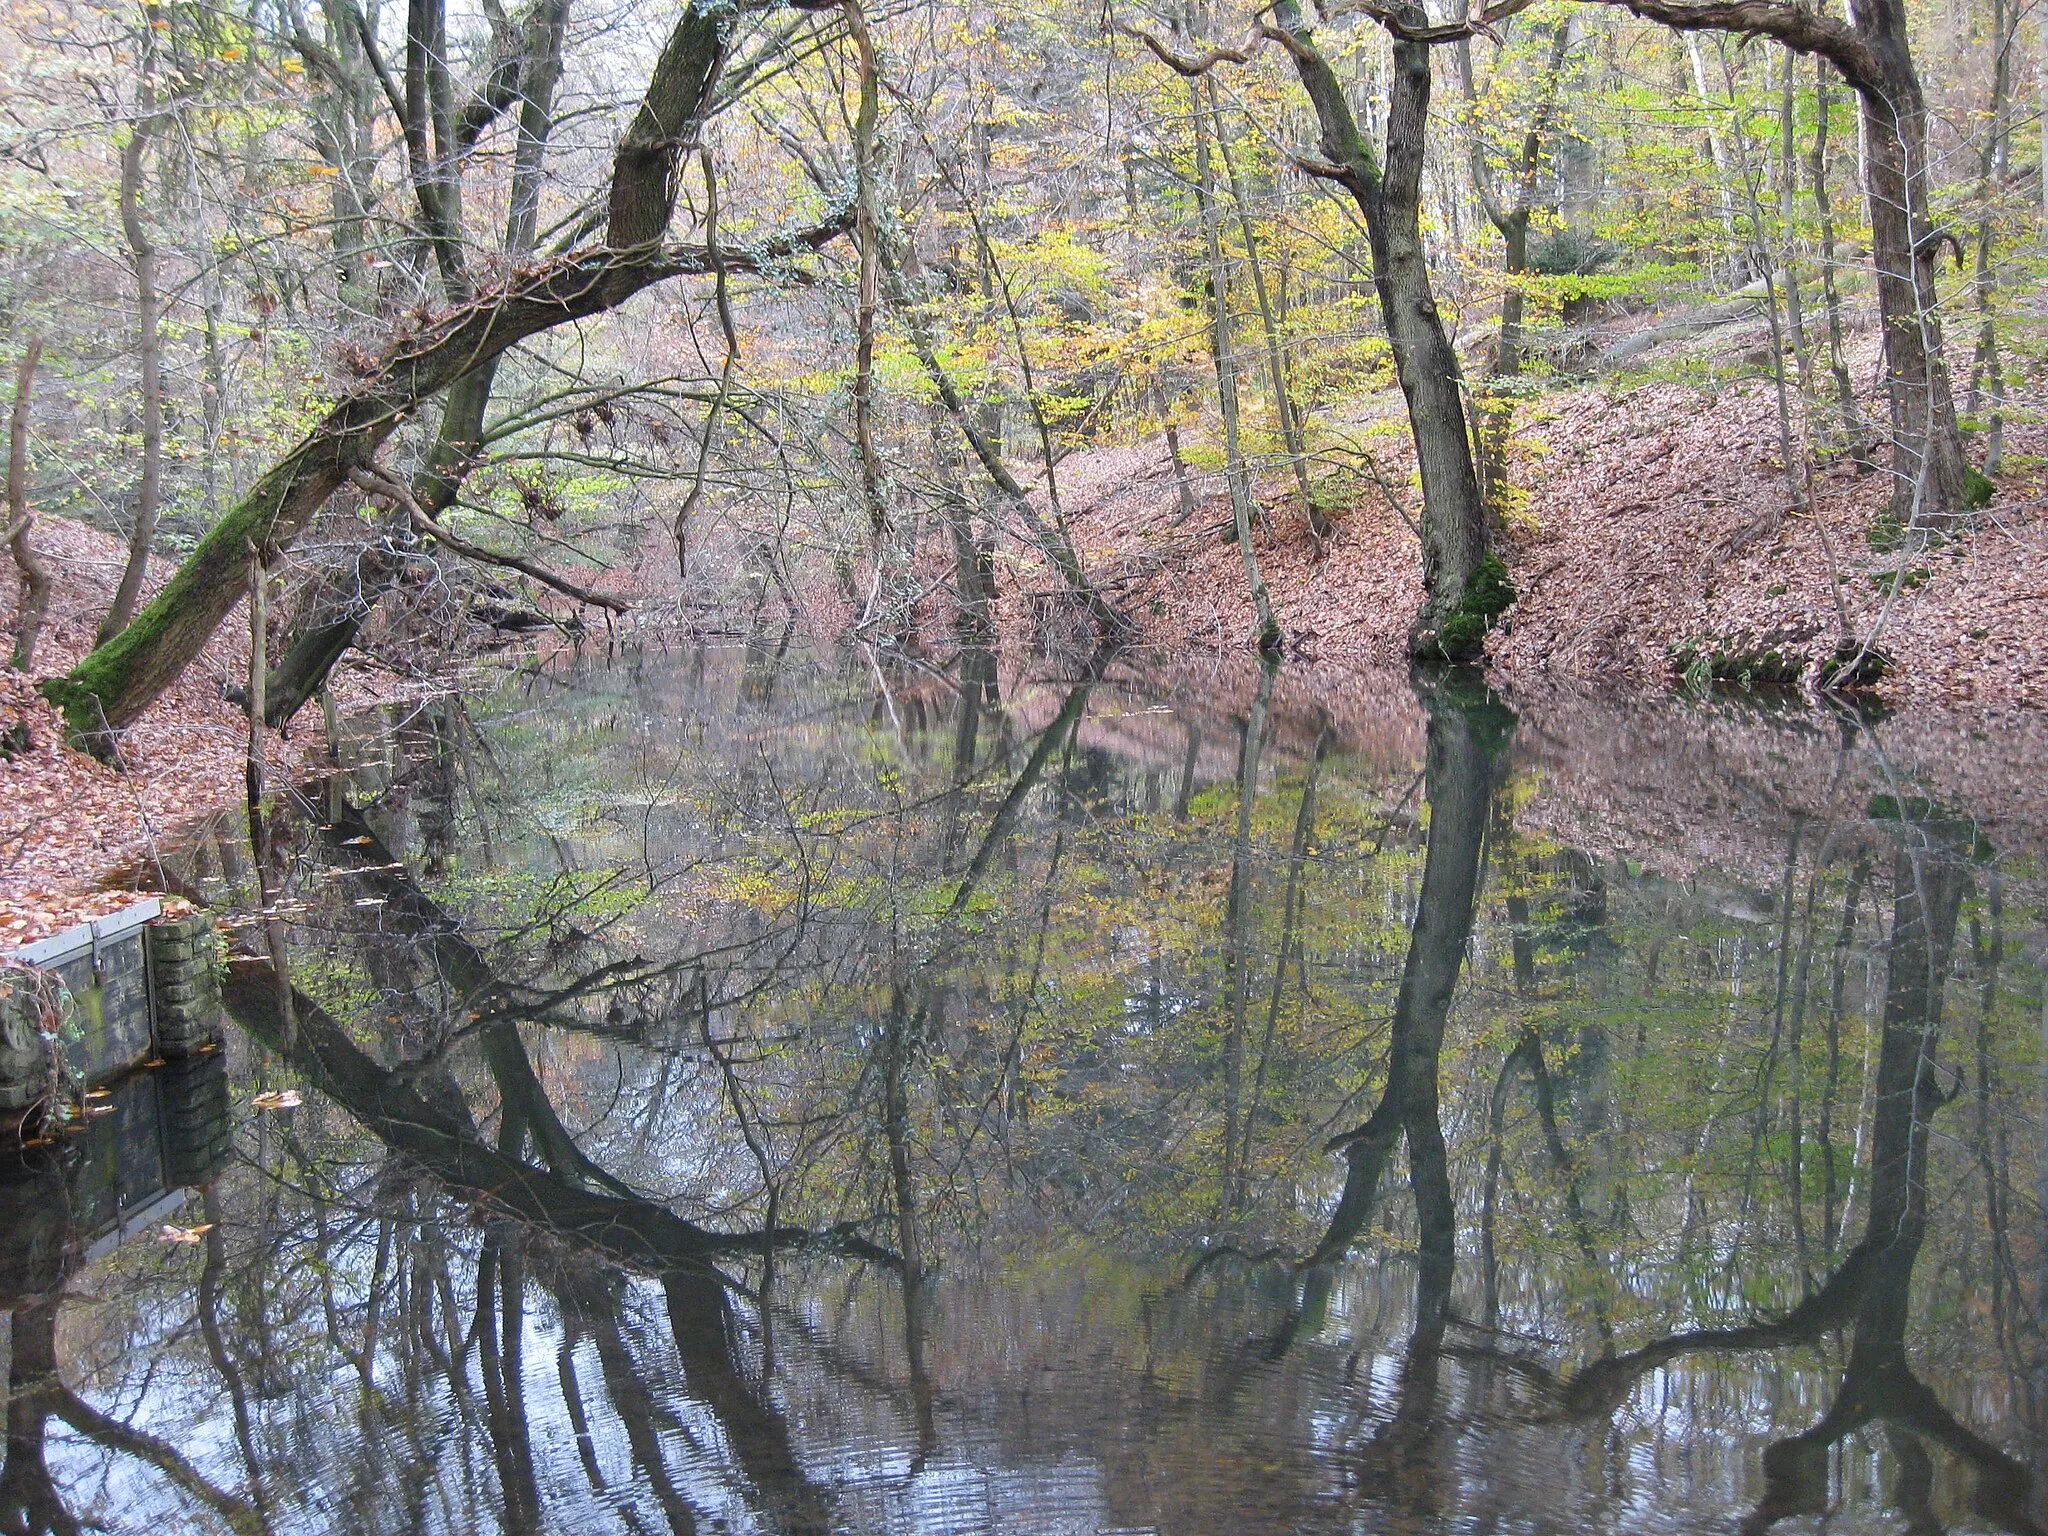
[[8, 642, 2048, 1535]]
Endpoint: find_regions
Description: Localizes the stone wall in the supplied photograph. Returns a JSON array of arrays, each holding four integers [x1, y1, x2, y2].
[[0, 908, 224, 1126], [146, 912, 222, 1057]]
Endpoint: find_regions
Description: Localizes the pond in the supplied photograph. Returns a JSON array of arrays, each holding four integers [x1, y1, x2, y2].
[[6, 639, 2047, 1535]]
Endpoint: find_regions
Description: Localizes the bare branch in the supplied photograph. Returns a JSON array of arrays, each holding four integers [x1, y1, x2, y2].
[[1110, 20, 1263, 74], [347, 464, 634, 612]]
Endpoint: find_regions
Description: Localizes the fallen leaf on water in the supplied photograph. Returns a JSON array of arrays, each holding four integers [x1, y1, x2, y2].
[[250, 1090, 303, 1111]]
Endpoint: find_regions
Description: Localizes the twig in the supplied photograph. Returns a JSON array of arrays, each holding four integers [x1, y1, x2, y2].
[[346, 465, 632, 613]]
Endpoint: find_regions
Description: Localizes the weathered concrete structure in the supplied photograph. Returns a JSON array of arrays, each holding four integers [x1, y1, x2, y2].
[[0, 902, 224, 1125]]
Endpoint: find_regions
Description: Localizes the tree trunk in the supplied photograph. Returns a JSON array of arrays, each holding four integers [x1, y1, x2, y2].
[[1967, 0, 2010, 477], [1456, 16, 1568, 533], [849, 1, 887, 539], [1778, 47, 1815, 407], [1273, 0, 1497, 660], [1686, 34, 1743, 274], [101, 103, 164, 645], [1190, 78, 1281, 654], [1725, 50, 1808, 535], [1209, 79, 1319, 537], [1811, 60, 1871, 467], [6, 338, 48, 672], [1857, 51, 1968, 528]]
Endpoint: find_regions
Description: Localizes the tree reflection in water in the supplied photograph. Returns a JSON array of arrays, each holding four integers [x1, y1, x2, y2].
[[6, 642, 2046, 1534]]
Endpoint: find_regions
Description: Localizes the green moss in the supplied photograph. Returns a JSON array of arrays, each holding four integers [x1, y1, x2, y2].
[[1463, 553, 1515, 621], [1670, 634, 1809, 691], [1425, 552, 1517, 663], [1964, 465, 1995, 509], [1816, 638, 1890, 692], [1434, 611, 1488, 662], [1869, 566, 1930, 595], [38, 675, 118, 758], [1867, 510, 1905, 553]]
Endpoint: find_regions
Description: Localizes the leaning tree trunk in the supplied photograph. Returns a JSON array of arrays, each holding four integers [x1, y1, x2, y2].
[[1273, 0, 1504, 661], [41, 4, 805, 747]]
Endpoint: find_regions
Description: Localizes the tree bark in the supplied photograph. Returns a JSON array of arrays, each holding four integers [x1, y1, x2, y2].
[[100, 97, 164, 645], [6, 338, 48, 672], [1966, 0, 2010, 476], [848, 0, 887, 539], [1271, 0, 1496, 660], [1190, 78, 1281, 654], [1857, 48, 1968, 527], [1810, 60, 1871, 467]]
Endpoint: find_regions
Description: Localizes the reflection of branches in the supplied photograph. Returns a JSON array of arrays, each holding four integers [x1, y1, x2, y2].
[[1551, 816, 2042, 1534], [197, 1192, 271, 1523], [5, 1300, 264, 1535], [223, 960, 901, 1275]]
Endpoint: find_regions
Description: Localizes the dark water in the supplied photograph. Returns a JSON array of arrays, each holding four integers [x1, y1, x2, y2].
[[8, 642, 2048, 1535]]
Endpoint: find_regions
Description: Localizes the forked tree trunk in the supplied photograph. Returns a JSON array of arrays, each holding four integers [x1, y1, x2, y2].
[[1274, 0, 1498, 660], [265, 0, 573, 729]]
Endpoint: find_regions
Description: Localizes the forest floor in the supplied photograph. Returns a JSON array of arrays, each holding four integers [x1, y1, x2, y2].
[[0, 519, 423, 921], [1052, 310, 2048, 712]]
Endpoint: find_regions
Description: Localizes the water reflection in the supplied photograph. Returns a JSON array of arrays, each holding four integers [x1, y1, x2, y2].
[[7, 643, 2047, 1533]]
